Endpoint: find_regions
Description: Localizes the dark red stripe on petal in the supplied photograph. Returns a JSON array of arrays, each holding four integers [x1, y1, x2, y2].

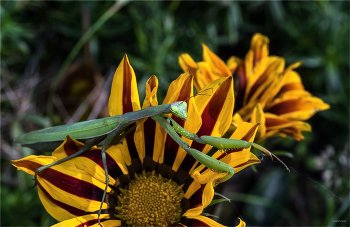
[[278, 83, 304, 95], [37, 182, 91, 216], [247, 60, 280, 102], [143, 118, 157, 172], [234, 159, 260, 168], [267, 99, 301, 115], [194, 77, 232, 145], [14, 160, 105, 201], [172, 167, 193, 191], [64, 137, 80, 156], [181, 78, 232, 172], [265, 117, 290, 127], [234, 65, 246, 110], [35, 163, 105, 201], [144, 118, 156, 157], [122, 55, 133, 114], [187, 185, 204, 209], [125, 124, 142, 174], [240, 123, 259, 142], [15, 159, 41, 172]]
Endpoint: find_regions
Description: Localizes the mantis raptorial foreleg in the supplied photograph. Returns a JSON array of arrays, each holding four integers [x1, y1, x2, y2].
[[152, 115, 235, 183]]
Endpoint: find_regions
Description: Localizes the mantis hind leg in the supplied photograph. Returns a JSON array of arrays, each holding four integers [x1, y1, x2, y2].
[[97, 118, 131, 225], [33, 138, 99, 187]]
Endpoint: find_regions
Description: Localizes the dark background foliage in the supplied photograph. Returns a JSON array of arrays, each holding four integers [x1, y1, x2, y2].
[[1, 1, 349, 226]]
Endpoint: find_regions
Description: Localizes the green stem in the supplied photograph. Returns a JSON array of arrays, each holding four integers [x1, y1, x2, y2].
[[47, 0, 129, 117]]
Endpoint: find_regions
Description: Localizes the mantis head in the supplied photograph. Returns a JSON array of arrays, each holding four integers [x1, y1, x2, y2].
[[170, 101, 188, 120]]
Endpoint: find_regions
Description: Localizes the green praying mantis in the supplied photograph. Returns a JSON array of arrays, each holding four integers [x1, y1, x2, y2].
[[16, 98, 289, 224]]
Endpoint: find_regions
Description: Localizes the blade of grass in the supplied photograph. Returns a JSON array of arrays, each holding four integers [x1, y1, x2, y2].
[[47, 0, 129, 117]]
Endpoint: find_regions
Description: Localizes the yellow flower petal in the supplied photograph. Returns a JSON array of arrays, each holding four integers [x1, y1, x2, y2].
[[251, 33, 270, 64], [134, 75, 160, 164], [179, 53, 198, 76], [202, 43, 232, 78], [236, 218, 247, 227], [250, 103, 266, 140], [226, 56, 242, 73], [202, 172, 228, 207]]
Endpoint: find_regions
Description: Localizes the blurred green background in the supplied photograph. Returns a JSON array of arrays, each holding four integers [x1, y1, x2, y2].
[[1, 1, 349, 226]]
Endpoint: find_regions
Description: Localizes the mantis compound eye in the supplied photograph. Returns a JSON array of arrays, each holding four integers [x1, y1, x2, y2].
[[170, 101, 188, 120]]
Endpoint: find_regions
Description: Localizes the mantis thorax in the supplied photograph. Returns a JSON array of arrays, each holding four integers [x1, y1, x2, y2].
[[170, 101, 188, 120]]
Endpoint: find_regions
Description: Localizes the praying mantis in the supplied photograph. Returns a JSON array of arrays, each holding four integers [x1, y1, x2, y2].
[[15, 97, 289, 224]]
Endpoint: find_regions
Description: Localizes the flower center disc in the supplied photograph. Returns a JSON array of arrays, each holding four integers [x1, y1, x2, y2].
[[116, 172, 184, 226]]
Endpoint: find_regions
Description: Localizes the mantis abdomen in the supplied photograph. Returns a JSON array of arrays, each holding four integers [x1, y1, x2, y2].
[[15, 116, 122, 152]]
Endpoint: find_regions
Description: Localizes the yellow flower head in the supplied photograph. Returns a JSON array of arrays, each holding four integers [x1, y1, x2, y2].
[[12, 55, 258, 227], [179, 33, 330, 142]]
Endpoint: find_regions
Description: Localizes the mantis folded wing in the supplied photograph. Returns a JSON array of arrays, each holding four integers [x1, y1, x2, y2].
[[15, 100, 288, 224]]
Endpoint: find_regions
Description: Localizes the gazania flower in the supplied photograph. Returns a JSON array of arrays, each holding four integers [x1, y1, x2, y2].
[[12, 55, 259, 226], [179, 33, 330, 142]]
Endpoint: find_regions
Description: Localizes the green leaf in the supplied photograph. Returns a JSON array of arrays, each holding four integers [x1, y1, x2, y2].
[[208, 199, 230, 207]]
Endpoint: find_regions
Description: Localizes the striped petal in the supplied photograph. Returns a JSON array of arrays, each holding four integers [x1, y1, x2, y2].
[[12, 155, 108, 216], [265, 113, 311, 140], [107, 55, 142, 169], [244, 57, 285, 107], [37, 182, 91, 221], [11, 137, 132, 222], [108, 54, 141, 116]]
